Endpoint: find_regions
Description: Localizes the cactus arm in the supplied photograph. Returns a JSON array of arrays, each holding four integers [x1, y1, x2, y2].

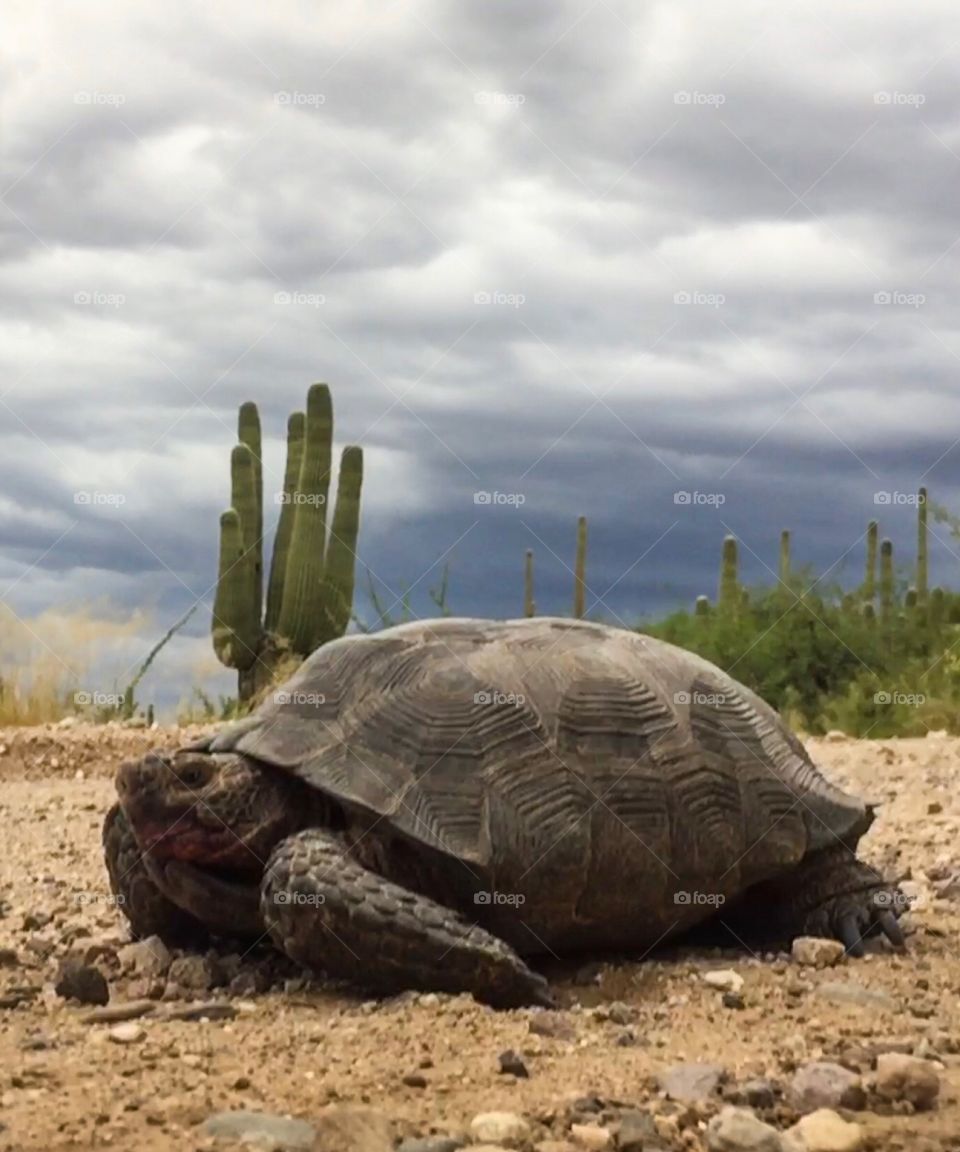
[[317, 445, 364, 644], [265, 411, 305, 632], [237, 402, 263, 619], [212, 509, 260, 670]]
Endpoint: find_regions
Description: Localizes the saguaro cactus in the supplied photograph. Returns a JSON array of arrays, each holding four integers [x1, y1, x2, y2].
[[524, 550, 535, 617], [212, 384, 364, 702], [778, 530, 791, 586], [879, 538, 894, 626], [573, 516, 587, 619], [917, 487, 929, 604], [865, 520, 878, 602], [719, 535, 739, 612], [694, 595, 711, 617]]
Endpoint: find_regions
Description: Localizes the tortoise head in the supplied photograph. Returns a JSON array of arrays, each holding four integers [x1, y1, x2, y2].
[[116, 749, 306, 875]]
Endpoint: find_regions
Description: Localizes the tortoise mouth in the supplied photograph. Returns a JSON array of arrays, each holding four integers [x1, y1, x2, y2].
[[131, 817, 269, 875], [143, 855, 264, 937]]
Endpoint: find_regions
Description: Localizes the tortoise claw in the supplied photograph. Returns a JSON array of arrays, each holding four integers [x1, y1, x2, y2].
[[838, 913, 865, 956]]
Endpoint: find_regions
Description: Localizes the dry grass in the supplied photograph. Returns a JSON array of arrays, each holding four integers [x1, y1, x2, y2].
[[0, 602, 149, 725]]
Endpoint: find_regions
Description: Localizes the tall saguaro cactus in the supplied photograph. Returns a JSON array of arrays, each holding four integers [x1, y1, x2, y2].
[[865, 520, 878, 602], [917, 487, 929, 604], [573, 516, 587, 619], [879, 538, 894, 626], [719, 535, 739, 612], [778, 530, 791, 587], [524, 550, 535, 617], [212, 384, 364, 703]]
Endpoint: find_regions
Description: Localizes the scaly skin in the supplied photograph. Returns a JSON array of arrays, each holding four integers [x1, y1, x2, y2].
[[262, 828, 555, 1010]]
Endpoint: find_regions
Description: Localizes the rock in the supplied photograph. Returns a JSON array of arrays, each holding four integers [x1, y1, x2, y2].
[[314, 1104, 393, 1152], [783, 1108, 862, 1152], [117, 936, 171, 978], [723, 991, 746, 1010], [703, 969, 744, 993], [167, 953, 221, 991], [614, 1111, 659, 1152], [874, 1053, 940, 1110], [470, 1112, 532, 1147], [529, 1011, 576, 1040], [0, 948, 18, 967], [792, 938, 845, 968], [569, 1123, 611, 1149], [824, 730, 846, 742], [396, 1139, 466, 1152], [789, 1063, 865, 1113], [705, 1106, 782, 1151], [54, 960, 109, 1006], [81, 1000, 155, 1024], [202, 1109, 316, 1150], [740, 1080, 779, 1110], [499, 1049, 530, 1077], [163, 1000, 237, 1021], [108, 1022, 145, 1044], [814, 982, 896, 1011], [660, 1062, 726, 1102], [402, 1072, 428, 1088]]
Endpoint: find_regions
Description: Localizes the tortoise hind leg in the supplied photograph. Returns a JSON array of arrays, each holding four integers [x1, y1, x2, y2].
[[262, 828, 554, 1009], [103, 803, 208, 945], [725, 848, 906, 956]]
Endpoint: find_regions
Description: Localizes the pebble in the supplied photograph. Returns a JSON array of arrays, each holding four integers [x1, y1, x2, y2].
[[789, 1062, 865, 1113], [614, 1111, 659, 1152], [873, 1053, 940, 1110], [54, 960, 109, 1006], [703, 969, 744, 993], [705, 1106, 782, 1151], [108, 1022, 145, 1044], [202, 1109, 316, 1150], [167, 952, 221, 991], [660, 1062, 726, 1102], [528, 1011, 576, 1040], [783, 1108, 863, 1151], [569, 1123, 612, 1149], [498, 1049, 530, 1077], [469, 1111, 532, 1147], [314, 1104, 393, 1152], [117, 936, 171, 978], [792, 938, 845, 968], [402, 1072, 428, 1089]]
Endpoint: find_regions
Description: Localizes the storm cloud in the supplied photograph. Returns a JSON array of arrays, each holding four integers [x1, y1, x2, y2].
[[3, 1, 960, 710]]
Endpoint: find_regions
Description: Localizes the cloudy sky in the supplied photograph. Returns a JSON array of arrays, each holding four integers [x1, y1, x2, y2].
[[3, 1, 960, 711]]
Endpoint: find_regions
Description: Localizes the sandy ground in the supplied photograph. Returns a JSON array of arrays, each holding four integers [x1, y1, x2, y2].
[[1, 722, 960, 1151]]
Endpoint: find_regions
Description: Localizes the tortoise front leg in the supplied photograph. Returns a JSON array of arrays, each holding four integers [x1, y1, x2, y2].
[[727, 848, 907, 956], [261, 828, 554, 1009], [102, 803, 208, 945]]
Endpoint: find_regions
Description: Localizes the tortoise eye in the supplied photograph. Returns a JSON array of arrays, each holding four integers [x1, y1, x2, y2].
[[177, 762, 207, 789]]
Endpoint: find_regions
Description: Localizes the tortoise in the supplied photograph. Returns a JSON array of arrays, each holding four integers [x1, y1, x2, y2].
[[104, 617, 905, 1008]]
